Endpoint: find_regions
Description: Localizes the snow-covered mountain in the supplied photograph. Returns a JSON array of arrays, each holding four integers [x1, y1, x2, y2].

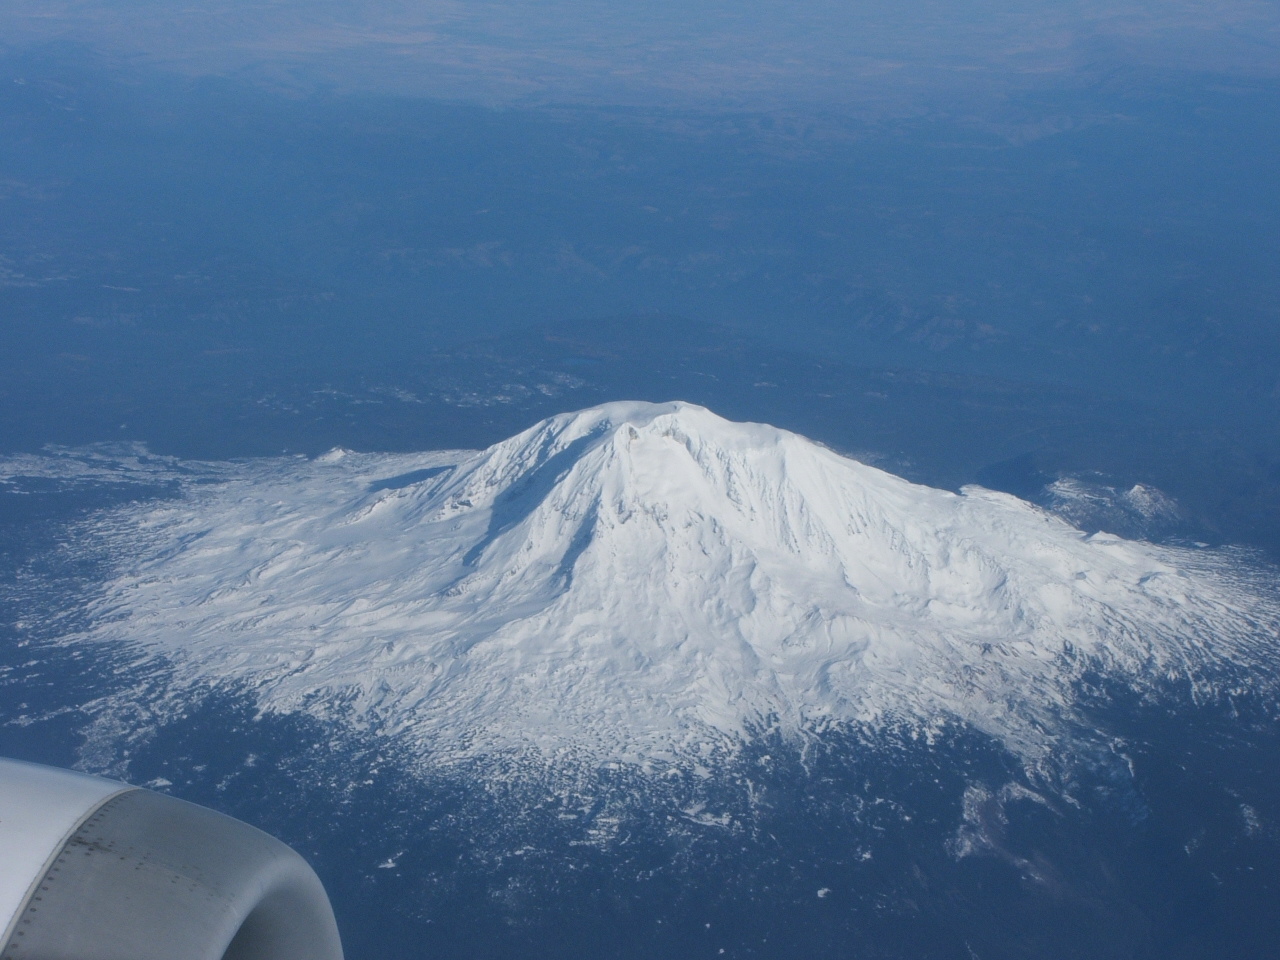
[[74, 402, 1276, 773]]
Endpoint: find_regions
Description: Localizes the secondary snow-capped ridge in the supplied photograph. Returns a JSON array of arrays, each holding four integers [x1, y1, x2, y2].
[[72, 402, 1277, 771]]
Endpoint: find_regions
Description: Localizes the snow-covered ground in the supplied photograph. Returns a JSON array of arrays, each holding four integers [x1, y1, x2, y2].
[[20, 402, 1279, 774]]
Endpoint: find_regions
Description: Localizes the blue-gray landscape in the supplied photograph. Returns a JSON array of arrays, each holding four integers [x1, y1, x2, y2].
[[2, 2, 1279, 957]]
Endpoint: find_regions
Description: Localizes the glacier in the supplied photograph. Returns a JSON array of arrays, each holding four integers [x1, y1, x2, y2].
[[56, 401, 1278, 776]]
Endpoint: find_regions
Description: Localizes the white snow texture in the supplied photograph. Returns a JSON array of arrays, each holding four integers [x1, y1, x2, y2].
[[74, 402, 1276, 771]]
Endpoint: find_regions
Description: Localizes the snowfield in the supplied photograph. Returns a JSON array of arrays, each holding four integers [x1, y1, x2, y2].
[[57, 402, 1279, 772]]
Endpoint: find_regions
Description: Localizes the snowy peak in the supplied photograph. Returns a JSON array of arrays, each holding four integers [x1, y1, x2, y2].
[[415, 402, 1069, 629], [429, 400, 818, 529], [70, 403, 1278, 772], [422, 402, 927, 580]]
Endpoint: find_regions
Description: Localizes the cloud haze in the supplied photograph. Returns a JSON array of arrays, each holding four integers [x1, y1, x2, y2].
[[5, 0, 1279, 111]]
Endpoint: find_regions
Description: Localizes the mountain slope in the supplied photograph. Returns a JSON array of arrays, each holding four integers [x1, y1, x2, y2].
[[76, 402, 1276, 770]]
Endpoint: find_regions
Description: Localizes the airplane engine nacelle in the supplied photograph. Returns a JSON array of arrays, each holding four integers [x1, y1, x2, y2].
[[0, 758, 343, 960]]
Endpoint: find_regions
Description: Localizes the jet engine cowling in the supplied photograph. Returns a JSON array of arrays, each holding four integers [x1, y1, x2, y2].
[[0, 757, 343, 960]]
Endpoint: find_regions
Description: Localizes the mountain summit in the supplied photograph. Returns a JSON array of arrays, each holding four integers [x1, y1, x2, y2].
[[80, 402, 1274, 770]]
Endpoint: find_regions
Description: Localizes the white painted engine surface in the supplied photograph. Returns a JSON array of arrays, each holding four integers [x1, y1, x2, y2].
[[0, 759, 127, 938], [0, 758, 343, 960]]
